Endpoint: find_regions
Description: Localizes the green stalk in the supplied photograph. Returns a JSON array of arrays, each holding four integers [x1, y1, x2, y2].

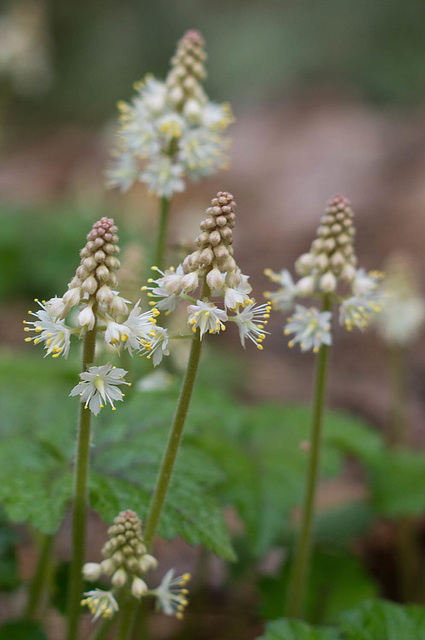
[[24, 533, 54, 620], [155, 197, 171, 270], [143, 323, 203, 550], [66, 320, 98, 640], [285, 296, 332, 618], [116, 597, 137, 640], [387, 344, 419, 602]]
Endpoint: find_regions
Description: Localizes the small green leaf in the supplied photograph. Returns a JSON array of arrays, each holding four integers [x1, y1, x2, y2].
[[257, 618, 340, 640]]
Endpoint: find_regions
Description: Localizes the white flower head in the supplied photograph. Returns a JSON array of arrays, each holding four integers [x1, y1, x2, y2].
[[70, 364, 130, 415], [151, 569, 190, 620], [24, 299, 72, 358], [231, 301, 271, 350], [140, 155, 185, 198], [138, 326, 170, 367], [81, 589, 119, 621], [178, 128, 229, 180], [224, 275, 253, 310], [285, 305, 332, 353], [352, 268, 383, 297], [187, 300, 228, 338], [264, 269, 297, 312]]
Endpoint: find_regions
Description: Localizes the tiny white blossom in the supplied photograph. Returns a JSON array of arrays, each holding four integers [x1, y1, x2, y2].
[[105, 150, 140, 193], [339, 294, 383, 332], [138, 326, 170, 366], [264, 269, 297, 311], [150, 569, 190, 620], [143, 265, 185, 312], [70, 364, 130, 415], [187, 300, 228, 338], [178, 128, 229, 180], [224, 276, 253, 310], [24, 299, 72, 358], [231, 301, 271, 350], [352, 269, 383, 296], [81, 589, 119, 621], [285, 305, 332, 353]]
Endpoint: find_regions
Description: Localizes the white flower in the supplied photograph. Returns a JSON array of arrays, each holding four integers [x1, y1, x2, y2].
[[105, 150, 140, 193], [378, 295, 425, 345], [296, 276, 316, 296], [140, 155, 185, 198], [264, 268, 297, 311], [142, 76, 167, 114], [104, 321, 130, 347], [352, 269, 383, 296], [143, 265, 185, 313], [339, 295, 382, 332], [45, 295, 67, 319], [223, 275, 253, 310], [157, 112, 186, 141], [121, 302, 159, 353], [24, 299, 72, 358], [150, 569, 190, 620], [81, 589, 119, 621], [187, 301, 228, 338], [200, 102, 233, 130], [285, 305, 332, 353], [231, 301, 271, 350], [77, 305, 96, 330], [70, 364, 130, 415], [138, 326, 170, 366]]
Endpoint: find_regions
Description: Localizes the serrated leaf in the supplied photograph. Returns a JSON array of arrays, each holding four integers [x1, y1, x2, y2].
[[339, 599, 425, 640], [257, 619, 340, 640]]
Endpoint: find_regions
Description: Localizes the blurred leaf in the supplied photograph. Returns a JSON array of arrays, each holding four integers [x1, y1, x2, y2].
[[0, 621, 48, 640], [366, 451, 425, 517], [257, 619, 340, 640], [338, 599, 425, 640]]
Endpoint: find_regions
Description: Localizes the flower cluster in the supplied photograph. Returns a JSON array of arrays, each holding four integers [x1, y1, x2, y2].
[[24, 217, 170, 412], [143, 191, 271, 350], [374, 255, 425, 346], [106, 30, 233, 197], [265, 195, 384, 352], [81, 510, 190, 622]]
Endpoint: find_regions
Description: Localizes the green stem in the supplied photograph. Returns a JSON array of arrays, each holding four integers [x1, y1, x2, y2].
[[143, 327, 203, 550], [116, 597, 137, 640], [24, 533, 54, 620], [155, 197, 171, 270], [285, 296, 331, 618], [66, 320, 98, 640], [89, 619, 114, 640], [387, 345, 419, 602]]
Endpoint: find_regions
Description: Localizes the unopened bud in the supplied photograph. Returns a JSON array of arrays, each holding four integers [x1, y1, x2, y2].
[[296, 276, 315, 296], [82, 276, 98, 295], [319, 272, 337, 293], [77, 305, 95, 330], [82, 562, 102, 582], [111, 568, 127, 588], [207, 268, 225, 290]]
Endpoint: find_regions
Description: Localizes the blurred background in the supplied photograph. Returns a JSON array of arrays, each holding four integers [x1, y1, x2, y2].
[[1, 0, 425, 637]]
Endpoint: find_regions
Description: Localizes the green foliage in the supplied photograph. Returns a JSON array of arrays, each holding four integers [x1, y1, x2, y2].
[[257, 618, 339, 640], [0, 621, 48, 640], [257, 600, 425, 640], [260, 549, 377, 625], [0, 511, 20, 591]]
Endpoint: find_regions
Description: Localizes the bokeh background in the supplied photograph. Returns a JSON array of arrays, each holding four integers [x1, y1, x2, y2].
[[1, 0, 425, 637]]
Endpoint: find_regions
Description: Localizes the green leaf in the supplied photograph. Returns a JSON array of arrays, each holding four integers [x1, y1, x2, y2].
[[257, 618, 340, 640], [339, 599, 425, 640], [0, 621, 48, 640], [365, 451, 425, 517]]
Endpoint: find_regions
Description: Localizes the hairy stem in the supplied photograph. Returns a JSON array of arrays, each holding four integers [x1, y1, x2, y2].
[[155, 197, 171, 270], [285, 296, 331, 618], [66, 320, 98, 640], [24, 533, 54, 620]]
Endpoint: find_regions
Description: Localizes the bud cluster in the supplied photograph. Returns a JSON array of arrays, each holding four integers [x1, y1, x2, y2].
[[81, 510, 191, 622], [265, 195, 384, 353], [106, 30, 233, 197], [294, 195, 357, 295], [143, 191, 271, 350], [166, 30, 208, 110]]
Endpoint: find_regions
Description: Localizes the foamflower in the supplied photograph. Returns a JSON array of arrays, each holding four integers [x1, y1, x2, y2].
[[70, 364, 130, 415], [285, 305, 332, 353]]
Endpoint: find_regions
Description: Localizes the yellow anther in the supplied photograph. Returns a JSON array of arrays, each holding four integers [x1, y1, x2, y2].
[[257, 344, 264, 350]]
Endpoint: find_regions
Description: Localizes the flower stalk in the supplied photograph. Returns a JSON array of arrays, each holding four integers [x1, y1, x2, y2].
[[155, 196, 171, 270], [285, 295, 331, 618], [66, 319, 98, 640]]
